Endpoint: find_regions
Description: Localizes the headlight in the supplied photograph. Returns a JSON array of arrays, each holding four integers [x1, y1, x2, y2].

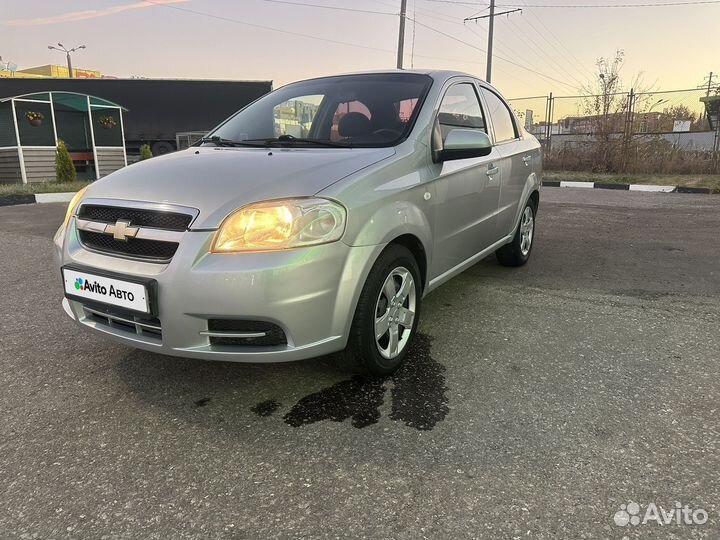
[[62, 186, 89, 229], [211, 198, 346, 253]]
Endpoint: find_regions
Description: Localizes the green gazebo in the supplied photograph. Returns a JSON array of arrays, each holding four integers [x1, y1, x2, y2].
[[0, 91, 127, 184]]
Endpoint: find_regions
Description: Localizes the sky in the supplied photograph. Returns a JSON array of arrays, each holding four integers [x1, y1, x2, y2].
[[1, 0, 718, 103]]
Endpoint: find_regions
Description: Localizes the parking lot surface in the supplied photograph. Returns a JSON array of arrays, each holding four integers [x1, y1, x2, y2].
[[1, 188, 719, 539]]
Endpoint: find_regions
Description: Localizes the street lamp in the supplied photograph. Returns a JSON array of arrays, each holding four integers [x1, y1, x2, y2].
[[640, 98, 669, 133], [649, 98, 669, 112], [47, 43, 86, 78]]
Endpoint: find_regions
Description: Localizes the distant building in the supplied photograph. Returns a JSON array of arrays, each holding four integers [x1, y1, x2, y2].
[[0, 64, 105, 79]]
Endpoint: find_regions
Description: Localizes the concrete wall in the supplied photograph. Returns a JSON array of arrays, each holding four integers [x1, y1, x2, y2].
[[0, 148, 22, 184], [547, 131, 717, 151], [96, 147, 126, 178]]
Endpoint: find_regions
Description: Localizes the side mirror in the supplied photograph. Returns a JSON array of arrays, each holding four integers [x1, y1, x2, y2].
[[437, 129, 492, 162]]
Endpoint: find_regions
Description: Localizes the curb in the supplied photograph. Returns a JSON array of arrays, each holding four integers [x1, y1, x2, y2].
[[542, 181, 713, 194], [0, 192, 76, 207]]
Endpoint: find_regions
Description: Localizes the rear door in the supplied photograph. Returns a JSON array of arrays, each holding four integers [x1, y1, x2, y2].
[[479, 86, 535, 239], [428, 81, 502, 278]]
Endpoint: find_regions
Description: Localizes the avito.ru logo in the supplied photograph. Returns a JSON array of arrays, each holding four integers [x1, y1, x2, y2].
[[614, 501, 708, 528], [73, 276, 136, 302], [74, 277, 107, 295]]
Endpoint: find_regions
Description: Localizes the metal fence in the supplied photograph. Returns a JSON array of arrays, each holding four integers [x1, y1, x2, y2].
[[508, 87, 720, 173]]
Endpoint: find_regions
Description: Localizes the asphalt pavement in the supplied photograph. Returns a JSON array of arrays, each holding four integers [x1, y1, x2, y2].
[[1, 188, 719, 539]]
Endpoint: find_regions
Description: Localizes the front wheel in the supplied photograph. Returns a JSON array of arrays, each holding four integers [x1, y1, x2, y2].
[[344, 244, 422, 376], [496, 199, 536, 267]]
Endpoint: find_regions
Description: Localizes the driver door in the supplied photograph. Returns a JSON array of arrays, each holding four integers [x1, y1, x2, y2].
[[428, 81, 502, 278]]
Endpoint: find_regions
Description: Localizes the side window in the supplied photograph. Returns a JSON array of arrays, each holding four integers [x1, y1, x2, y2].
[[397, 98, 419, 124], [273, 94, 323, 138], [480, 89, 518, 143], [437, 83, 486, 145], [330, 100, 372, 141]]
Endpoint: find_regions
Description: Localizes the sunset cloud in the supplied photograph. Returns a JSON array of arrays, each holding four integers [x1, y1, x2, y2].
[[3, 0, 190, 27]]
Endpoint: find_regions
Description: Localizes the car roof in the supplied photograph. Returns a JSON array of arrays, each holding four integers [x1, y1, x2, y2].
[[283, 69, 501, 93]]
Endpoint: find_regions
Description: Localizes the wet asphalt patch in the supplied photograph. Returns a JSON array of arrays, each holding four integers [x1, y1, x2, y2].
[[251, 399, 280, 417], [388, 334, 449, 430], [250, 334, 449, 430], [283, 375, 386, 428]]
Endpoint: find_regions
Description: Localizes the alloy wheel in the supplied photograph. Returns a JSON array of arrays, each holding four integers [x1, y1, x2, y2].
[[374, 266, 416, 360], [520, 205, 534, 256]]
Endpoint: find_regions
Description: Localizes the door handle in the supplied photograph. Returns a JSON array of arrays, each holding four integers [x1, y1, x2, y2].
[[486, 166, 499, 176]]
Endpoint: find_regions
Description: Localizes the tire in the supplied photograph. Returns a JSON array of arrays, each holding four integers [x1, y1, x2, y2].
[[496, 198, 536, 267], [151, 141, 175, 155], [343, 244, 422, 377]]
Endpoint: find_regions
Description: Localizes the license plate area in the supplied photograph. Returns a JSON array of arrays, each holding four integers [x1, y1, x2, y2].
[[62, 264, 158, 316]]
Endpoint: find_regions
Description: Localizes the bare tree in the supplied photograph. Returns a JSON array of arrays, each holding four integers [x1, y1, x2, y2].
[[580, 50, 628, 134]]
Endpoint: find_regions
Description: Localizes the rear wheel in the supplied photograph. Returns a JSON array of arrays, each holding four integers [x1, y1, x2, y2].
[[496, 199, 536, 267], [344, 244, 422, 376], [151, 141, 175, 155]]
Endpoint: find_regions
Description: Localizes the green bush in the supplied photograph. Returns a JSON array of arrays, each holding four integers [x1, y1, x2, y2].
[[139, 144, 153, 161], [55, 140, 77, 183]]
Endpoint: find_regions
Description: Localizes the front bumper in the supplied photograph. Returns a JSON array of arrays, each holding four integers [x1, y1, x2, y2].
[[55, 218, 384, 363]]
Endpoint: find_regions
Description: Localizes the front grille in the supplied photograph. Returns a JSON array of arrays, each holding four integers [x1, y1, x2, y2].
[[78, 204, 193, 231], [79, 230, 178, 261], [207, 319, 287, 347], [82, 303, 162, 342]]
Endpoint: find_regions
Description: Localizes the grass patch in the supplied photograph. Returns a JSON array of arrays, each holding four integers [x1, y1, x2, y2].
[[0, 181, 92, 197], [544, 171, 720, 191]]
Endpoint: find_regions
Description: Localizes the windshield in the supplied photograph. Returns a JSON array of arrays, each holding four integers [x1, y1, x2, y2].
[[207, 73, 433, 148]]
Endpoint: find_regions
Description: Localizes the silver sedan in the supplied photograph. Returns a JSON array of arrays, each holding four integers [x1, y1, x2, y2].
[[55, 70, 541, 375]]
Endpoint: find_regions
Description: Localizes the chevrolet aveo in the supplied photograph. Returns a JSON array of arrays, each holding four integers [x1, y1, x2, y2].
[[55, 70, 541, 376]]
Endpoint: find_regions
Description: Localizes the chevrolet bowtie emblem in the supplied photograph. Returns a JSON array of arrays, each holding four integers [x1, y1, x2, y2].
[[105, 219, 139, 241]]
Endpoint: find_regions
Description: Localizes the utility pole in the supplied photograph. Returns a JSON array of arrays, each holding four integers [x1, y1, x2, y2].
[[47, 43, 86, 78], [397, 0, 408, 69], [486, 0, 495, 83], [699, 71, 718, 126], [464, 3, 522, 83]]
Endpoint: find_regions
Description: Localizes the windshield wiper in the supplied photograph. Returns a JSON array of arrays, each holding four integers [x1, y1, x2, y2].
[[244, 135, 352, 148], [197, 136, 266, 148]]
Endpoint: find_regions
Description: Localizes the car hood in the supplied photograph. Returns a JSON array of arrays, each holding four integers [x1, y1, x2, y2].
[[84, 146, 395, 229]]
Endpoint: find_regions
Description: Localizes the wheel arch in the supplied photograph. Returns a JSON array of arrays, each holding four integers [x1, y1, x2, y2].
[[386, 233, 428, 292], [509, 172, 541, 234], [529, 188, 540, 213]]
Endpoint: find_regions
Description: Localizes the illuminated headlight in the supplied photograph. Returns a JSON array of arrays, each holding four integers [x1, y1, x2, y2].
[[211, 198, 347, 253]]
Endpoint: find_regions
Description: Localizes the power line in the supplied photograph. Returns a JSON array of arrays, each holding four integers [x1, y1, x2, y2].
[[406, 3, 569, 88], [496, 13, 587, 86], [145, 0, 521, 84], [461, 20, 553, 88], [147, 0, 580, 92], [143, 0, 396, 55], [418, 0, 487, 4], [512, 0, 596, 81], [398, 0, 590, 88], [370, 0, 471, 24], [379, 0, 568, 86], [262, 0, 397, 16], [464, 7, 522, 18], [408, 16, 578, 89], [401, 6, 581, 90], [464, 1, 524, 82], [497, 0, 720, 7]]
